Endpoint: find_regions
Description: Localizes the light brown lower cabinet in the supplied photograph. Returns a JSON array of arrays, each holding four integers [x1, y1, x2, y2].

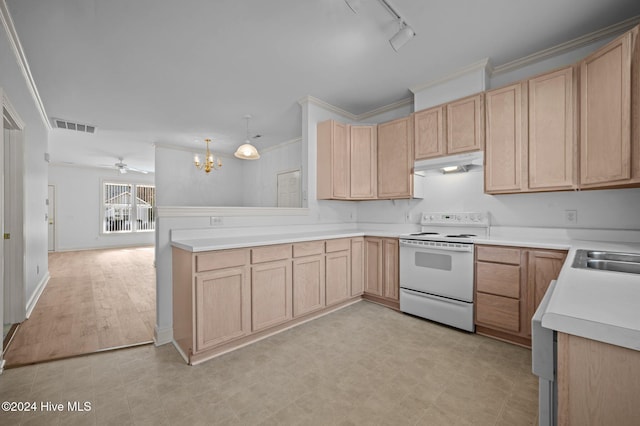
[[325, 238, 352, 306], [351, 237, 364, 296], [474, 244, 566, 347], [557, 333, 640, 426], [251, 259, 293, 332], [172, 237, 365, 364], [195, 266, 251, 351], [292, 254, 325, 317], [364, 237, 399, 309]]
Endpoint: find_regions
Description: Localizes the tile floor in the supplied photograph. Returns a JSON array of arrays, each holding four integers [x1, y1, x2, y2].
[[0, 301, 538, 425]]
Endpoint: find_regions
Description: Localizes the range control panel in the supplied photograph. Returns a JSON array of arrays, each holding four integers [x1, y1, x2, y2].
[[420, 212, 489, 227]]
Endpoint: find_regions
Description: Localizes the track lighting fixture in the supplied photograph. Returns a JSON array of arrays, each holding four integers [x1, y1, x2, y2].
[[389, 21, 416, 51]]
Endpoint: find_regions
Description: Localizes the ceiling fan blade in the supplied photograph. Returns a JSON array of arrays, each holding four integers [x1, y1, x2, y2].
[[126, 166, 149, 174]]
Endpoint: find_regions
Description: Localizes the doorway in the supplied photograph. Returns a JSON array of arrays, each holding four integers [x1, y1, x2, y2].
[[2, 91, 26, 355]]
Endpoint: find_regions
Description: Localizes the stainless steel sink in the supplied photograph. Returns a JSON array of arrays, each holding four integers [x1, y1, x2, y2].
[[572, 249, 640, 275], [586, 251, 640, 263]]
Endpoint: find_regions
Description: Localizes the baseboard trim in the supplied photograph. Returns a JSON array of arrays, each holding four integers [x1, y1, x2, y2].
[[172, 340, 189, 363], [26, 272, 50, 318], [154, 326, 173, 346]]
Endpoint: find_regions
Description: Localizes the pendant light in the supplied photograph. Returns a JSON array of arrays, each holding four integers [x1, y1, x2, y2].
[[234, 115, 260, 160]]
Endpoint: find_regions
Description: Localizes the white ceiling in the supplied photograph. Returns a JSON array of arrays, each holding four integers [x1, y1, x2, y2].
[[6, 0, 640, 173]]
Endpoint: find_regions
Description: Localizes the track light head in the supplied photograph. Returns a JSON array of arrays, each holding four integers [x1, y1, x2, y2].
[[390, 23, 415, 51]]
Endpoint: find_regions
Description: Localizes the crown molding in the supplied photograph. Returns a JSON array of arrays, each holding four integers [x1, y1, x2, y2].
[[298, 95, 359, 120], [156, 206, 310, 218], [260, 137, 302, 153], [299, 95, 414, 122], [409, 58, 492, 93], [356, 97, 413, 120], [0, 1, 51, 130], [492, 15, 640, 76], [2, 90, 25, 129]]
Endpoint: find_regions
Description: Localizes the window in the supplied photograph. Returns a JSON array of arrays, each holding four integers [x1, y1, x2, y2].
[[103, 182, 155, 233]]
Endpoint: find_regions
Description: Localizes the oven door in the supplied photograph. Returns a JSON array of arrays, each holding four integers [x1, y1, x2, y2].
[[399, 239, 474, 302]]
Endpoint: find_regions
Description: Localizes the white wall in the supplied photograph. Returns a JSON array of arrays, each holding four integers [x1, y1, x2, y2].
[[155, 146, 244, 206], [241, 139, 302, 207], [153, 99, 359, 343], [1, 22, 49, 317], [48, 164, 155, 251], [357, 169, 640, 230]]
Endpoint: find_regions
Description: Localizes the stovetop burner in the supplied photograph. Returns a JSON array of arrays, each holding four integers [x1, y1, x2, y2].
[[446, 234, 477, 238], [409, 232, 440, 236]]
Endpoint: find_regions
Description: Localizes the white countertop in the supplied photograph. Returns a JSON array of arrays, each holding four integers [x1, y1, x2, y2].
[[171, 229, 402, 252], [542, 240, 640, 351], [171, 225, 640, 351]]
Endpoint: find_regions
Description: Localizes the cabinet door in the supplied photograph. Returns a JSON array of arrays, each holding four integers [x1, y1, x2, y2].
[[527, 250, 566, 336], [580, 30, 633, 187], [446, 93, 484, 154], [414, 106, 445, 159], [377, 116, 414, 199], [350, 125, 377, 199], [485, 82, 527, 193], [326, 250, 351, 306], [364, 238, 383, 296], [351, 238, 364, 296], [317, 120, 349, 199], [292, 255, 325, 317], [382, 238, 399, 301], [251, 260, 292, 332], [529, 67, 577, 191], [195, 267, 250, 351]]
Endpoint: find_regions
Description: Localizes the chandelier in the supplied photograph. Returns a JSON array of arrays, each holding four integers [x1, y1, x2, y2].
[[194, 138, 222, 173]]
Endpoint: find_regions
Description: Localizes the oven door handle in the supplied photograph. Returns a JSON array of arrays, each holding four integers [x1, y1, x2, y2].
[[400, 240, 473, 253]]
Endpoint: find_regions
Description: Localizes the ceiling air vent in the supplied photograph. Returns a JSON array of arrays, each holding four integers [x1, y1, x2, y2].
[[51, 118, 96, 134]]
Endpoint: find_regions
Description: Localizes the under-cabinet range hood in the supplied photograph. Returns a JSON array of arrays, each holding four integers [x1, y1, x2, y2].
[[414, 151, 484, 173]]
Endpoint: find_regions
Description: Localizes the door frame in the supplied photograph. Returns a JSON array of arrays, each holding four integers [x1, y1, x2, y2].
[[2, 89, 26, 339], [47, 184, 56, 251]]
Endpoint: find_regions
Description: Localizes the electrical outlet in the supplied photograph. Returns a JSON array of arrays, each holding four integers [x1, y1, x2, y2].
[[210, 216, 223, 226], [565, 209, 577, 225], [405, 212, 412, 222]]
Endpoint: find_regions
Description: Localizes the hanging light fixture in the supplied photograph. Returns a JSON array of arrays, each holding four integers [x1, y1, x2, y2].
[[193, 138, 222, 173], [234, 115, 260, 160]]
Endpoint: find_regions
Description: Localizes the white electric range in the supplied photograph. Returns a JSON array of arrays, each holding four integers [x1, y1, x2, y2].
[[399, 212, 489, 332]]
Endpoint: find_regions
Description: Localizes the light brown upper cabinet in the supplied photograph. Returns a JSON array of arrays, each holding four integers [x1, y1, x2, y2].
[[446, 93, 485, 154], [414, 105, 445, 159], [528, 66, 578, 191], [580, 26, 640, 188], [413, 93, 484, 161], [485, 82, 527, 193], [378, 116, 414, 199], [317, 119, 349, 199], [349, 125, 377, 199], [317, 120, 377, 200]]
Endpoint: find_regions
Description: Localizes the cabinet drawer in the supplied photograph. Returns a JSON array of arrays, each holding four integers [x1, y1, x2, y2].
[[293, 241, 324, 258], [476, 292, 520, 332], [195, 249, 248, 273], [476, 262, 520, 298], [251, 244, 292, 264], [476, 245, 521, 265], [325, 238, 351, 253]]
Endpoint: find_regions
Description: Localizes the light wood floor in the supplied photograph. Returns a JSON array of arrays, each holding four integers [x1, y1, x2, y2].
[[4, 247, 155, 367]]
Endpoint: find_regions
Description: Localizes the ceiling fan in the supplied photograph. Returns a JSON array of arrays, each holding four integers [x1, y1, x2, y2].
[[108, 157, 149, 174]]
